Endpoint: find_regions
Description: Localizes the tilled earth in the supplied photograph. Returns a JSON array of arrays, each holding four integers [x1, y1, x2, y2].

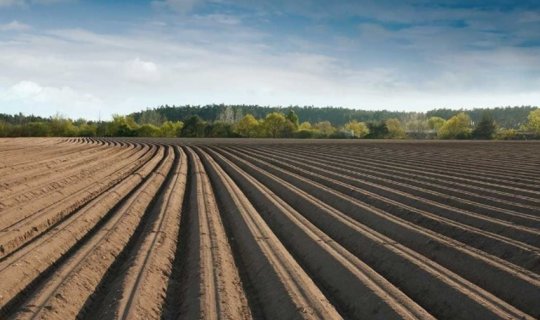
[[0, 137, 539, 319]]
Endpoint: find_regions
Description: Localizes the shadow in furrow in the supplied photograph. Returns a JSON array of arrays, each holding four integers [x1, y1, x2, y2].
[[77, 146, 175, 319], [0, 146, 161, 319], [162, 146, 200, 320]]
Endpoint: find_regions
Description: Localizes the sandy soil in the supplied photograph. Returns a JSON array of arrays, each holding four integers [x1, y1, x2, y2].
[[0, 137, 539, 320]]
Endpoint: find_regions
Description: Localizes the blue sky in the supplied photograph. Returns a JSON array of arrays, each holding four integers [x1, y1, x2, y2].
[[0, 0, 539, 119]]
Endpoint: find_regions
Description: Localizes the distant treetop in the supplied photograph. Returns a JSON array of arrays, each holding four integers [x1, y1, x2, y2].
[[129, 105, 537, 129]]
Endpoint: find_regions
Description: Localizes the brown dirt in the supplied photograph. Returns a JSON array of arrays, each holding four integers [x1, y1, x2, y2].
[[0, 138, 538, 320]]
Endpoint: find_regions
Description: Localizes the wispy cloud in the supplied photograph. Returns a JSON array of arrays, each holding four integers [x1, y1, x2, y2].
[[0, 0, 70, 6], [151, 0, 203, 14], [0, 80, 103, 118], [0, 20, 31, 31], [0, 0, 538, 118]]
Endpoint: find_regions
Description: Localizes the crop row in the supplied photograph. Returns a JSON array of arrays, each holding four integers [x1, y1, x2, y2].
[[0, 138, 538, 319]]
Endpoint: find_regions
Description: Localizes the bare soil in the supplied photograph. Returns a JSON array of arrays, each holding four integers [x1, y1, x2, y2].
[[0, 137, 539, 320]]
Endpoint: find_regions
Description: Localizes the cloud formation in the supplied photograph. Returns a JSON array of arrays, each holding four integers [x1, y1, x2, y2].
[[124, 58, 161, 83], [0, 0, 538, 119], [152, 0, 202, 13], [0, 81, 103, 118], [0, 20, 30, 31], [0, 0, 69, 6]]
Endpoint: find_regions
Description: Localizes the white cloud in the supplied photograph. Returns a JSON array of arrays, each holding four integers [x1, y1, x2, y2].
[[0, 81, 103, 118], [0, 5, 538, 120], [0, 20, 31, 31], [124, 58, 161, 83]]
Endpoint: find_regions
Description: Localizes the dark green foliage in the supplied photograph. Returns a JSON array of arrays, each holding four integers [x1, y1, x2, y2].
[[0, 113, 48, 124], [365, 121, 389, 139], [132, 105, 534, 129], [107, 116, 137, 137], [138, 109, 166, 126], [0, 105, 538, 139], [114, 124, 137, 137], [427, 106, 535, 129], [78, 123, 98, 137], [181, 115, 207, 137], [286, 110, 300, 128], [26, 122, 50, 137], [328, 131, 350, 139], [131, 104, 413, 127], [205, 121, 238, 138], [472, 112, 497, 139], [136, 124, 161, 137], [293, 130, 317, 139]]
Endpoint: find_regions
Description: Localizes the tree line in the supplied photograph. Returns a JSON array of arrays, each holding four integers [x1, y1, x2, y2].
[[131, 105, 537, 129], [1, 107, 539, 139]]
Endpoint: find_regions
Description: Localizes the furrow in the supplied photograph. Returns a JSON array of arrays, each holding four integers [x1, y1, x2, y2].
[[306, 144, 540, 188], [197, 147, 342, 319], [0, 143, 138, 206], [242, 146, 540, 247], [252, 146, 540, 226], [219, 147, 540, 317], [9, 145, 172, 320], [112, 147, 188, 320], [200, 147, 434, 320], [0, 145, 155, 257], [256, 145, 540, 212], [0, 143, 162, 313]]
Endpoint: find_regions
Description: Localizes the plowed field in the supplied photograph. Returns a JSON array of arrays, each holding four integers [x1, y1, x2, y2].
[[1, 138, 539, 319]]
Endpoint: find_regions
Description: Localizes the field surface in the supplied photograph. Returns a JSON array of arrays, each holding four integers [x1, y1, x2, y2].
[[0, 138, 539, 319]]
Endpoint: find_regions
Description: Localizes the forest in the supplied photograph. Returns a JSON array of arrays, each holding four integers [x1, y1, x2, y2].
[[1, 105, 539, 139], [130, 104, 536, 128]]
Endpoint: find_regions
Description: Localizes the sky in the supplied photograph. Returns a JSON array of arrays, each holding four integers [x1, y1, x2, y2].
[[0, 0, 539, 119]]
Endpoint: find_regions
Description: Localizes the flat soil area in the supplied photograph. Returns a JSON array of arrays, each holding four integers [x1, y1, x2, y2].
[[0, 137, 539, 319]]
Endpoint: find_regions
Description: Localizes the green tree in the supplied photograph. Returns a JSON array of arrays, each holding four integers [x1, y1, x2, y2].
[[526, 109, 540, 135], [286, 110, 300, 129], [495, 128, 518, 140], [48, 114, 78, 136], [96, 121, 108, 136], [365, 121, 388, 139], [293, 130, 317, 138], [235, 114, 260, 137], [181, 115, 207, 137], [402, 114, 428, 135], [160, 121, 184, 137], [385, 118, 406, 139], [344, 120, 369, 138], [0, 120, 8, 137], [294, 121, 316, 138], [472, 112, 497, 139], [25, 122, 49, 137], [139, 109, 166, 126], [312, 121, 336, 137], [108, 115, 138, 136], [217, 105, 235, 123], [206, 121, 235, 137], [427, 117, 446, 131], [78, 123, 98, 137], [298, 121, 312, 131], [262, 112, 294, 138], [137, 124, 161, 137], [437, 112, 472, 139]]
